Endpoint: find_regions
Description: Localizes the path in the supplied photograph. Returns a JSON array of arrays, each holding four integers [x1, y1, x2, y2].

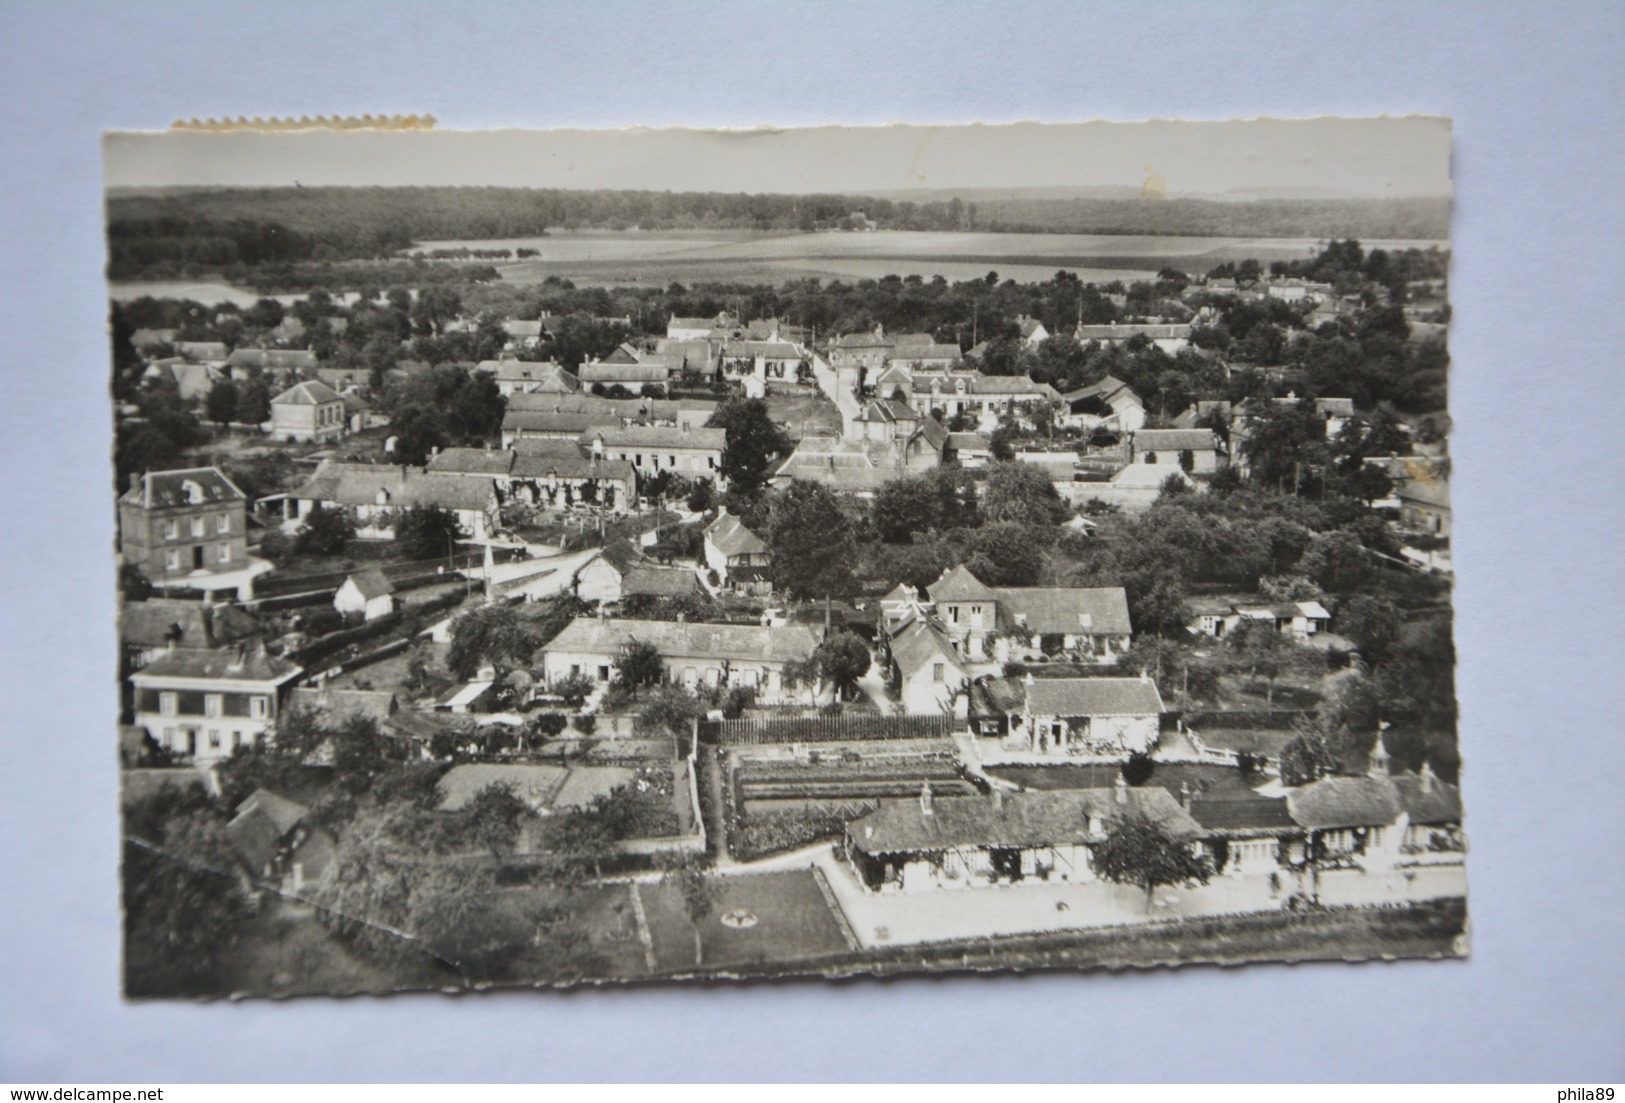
[[855, 663, 896, 717], [698, 745, 736, 868]]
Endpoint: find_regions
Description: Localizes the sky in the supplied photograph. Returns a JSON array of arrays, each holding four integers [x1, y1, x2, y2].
[[104, 116, 1453, 198]]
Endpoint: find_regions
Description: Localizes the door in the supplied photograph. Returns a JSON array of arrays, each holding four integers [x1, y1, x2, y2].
[[191, 546, 204, 570]]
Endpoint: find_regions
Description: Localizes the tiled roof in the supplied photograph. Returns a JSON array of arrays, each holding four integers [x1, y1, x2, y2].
[[705, 511, 769, 557], [849, 788, 1200, 855], [1063, 375, 1134, 402], [947, 432, 990, 451], [723, 341, 802, 359], [588, 425, 726, 451], [1024, 677, 1164, 718], [272, 380, 343, 407], [884, 343, 963, 362], [1131, 429, 1220, 451], [1188, 796, 1298, 834], [1390, 772, 1462, 826], [119, 599, 263, 650], [290, 461, 498, 513], [993, 586, 1132, 637], [888, 616, 964, 680], [503, 410, 622, 435], [344, 569, 395, 601], [131, 644, 301, 685], [476, 360, 580, 391], [929, 564, 996, 602], [621, 566, 702, 597], [121, 466, 246, 509], [426, 447, 516, 476], [225, 348, 318, 370], [1286, 776, 1403, 830], [508, 437, 589, 460], [544, 616, 818, 664], [578, 362, 671, 384], [854, 398, 918, 424]]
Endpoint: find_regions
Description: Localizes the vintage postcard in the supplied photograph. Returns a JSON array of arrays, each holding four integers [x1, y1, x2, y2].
[[108, 118, 1461, 998]]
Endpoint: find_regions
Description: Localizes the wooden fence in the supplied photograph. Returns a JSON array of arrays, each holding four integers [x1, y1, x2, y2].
[[702, 713, 953, 746]]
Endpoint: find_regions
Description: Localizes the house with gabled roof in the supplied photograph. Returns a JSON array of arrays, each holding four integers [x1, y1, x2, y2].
[[1128, 428, 1222, 471], [845, 780, 1201, 892], [130, 642, 303, 763], [284, 461, 500, 540], [425, 445, 635, 514], [333, 569, 396, 622], [667, 312, 735, 341], [1187, 795, 1301, 878], [1075, 322, 1192, 354], [226, 788, 335, 895], [541, 616, 818, 702], [270, 379, 347, 443], [1000, 673, 1165, 756], [579, 360, 671, 394], [887, 614, 968, 716], [475, 359, 580, 397], [582, 424, 726, 485], [924, 565, 1132, 662], [1060, 375, 1146, 433], [702, 508, 772, 594]]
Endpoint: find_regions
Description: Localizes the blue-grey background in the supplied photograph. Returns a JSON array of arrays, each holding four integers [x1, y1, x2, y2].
[[1, 0, 1621, 1084]]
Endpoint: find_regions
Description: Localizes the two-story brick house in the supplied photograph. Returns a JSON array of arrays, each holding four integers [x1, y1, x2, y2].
[[118, 467, 255, 599]]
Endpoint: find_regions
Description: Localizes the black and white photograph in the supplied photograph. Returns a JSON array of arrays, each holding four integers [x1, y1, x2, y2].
[[106, 117, 1466, 999]]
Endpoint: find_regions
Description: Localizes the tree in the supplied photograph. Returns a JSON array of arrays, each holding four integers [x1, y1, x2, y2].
[[121, 812, 250, 997], [685, 477, 715, 513], [873, 469, 968, 543], [1336, 595, 1401, 665], [767, 479, 856, 600], [460, 782, 535, 859], [811, 632, 871, 701], [331, 714, 389, 792], [1225, 620, 1320, 703], [965, 523, 1047, 587], [668, 863, 719, 966], [551, 672, 597, 709], [1121, 751, 1155, 786], [614, 638, 665, 695], [393, 505, 466, 561], [1279, 728, 1337, 786], [1092, 809, 1212, 912], [294, 504, 355, 555], [205, 378, 240, 424], [989, 421, 1017, 461], [447, 604, 536, 679], [981, 461, 1067, 527], [234, 376, 272, 425], [706, 397, 792, 500]]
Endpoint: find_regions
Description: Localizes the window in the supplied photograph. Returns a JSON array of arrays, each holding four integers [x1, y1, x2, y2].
[[932, 663, 945, 683], [190, 517, 205, 537], [204, 694, 221, 718], [634, 454, 643, 466], [249, 696, 268, 720], [159, 692, 177, 717], [217, 543, 231, 563], [208, 730, 221, 750], [164, 550, 180, 572], [163, 519, 178, 541], [217, 512, 230, 534]]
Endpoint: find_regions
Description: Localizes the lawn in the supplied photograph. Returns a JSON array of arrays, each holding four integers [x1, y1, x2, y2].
[[637, 869, 852, 973]]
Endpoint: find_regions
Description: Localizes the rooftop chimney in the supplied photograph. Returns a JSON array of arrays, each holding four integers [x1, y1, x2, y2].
[[991, 787, 1004, 814], [1370, 722, 1391, 778], [1140, 668, 1150, 684], [1115, 773, 1129, 805], [1420, 760, 1435, 793], [920, 781, 934, 816]]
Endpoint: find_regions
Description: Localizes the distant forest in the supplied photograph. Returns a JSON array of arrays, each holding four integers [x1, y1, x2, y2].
[[105, 187, 1450, 281]]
